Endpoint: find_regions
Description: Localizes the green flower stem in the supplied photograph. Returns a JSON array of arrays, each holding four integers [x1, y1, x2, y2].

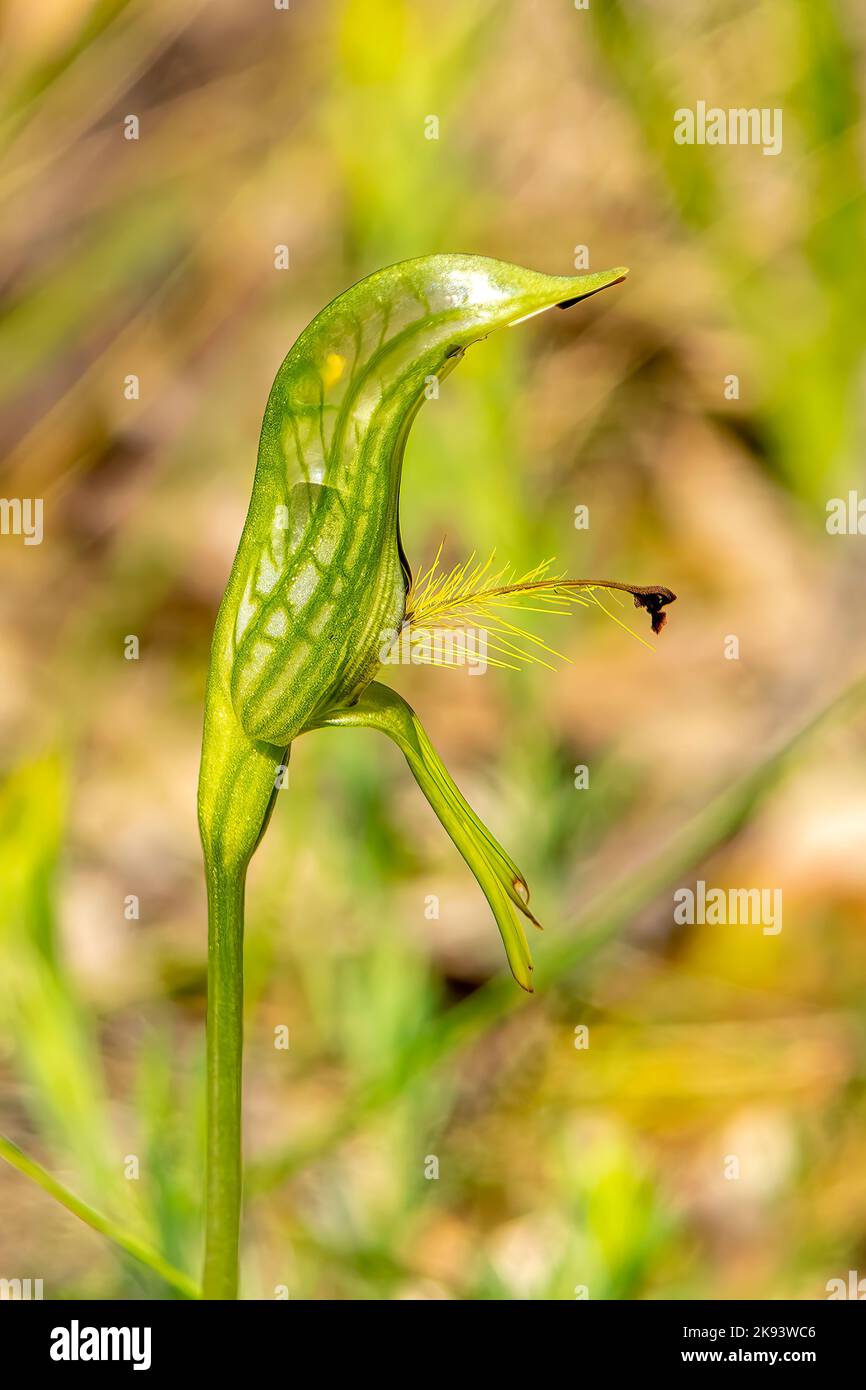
[[202, 859, 246, 1300], [0, 1133, 200, 1299]]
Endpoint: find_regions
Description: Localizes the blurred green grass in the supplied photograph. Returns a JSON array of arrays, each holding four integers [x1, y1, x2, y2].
[[1, 0, 866, 1299]]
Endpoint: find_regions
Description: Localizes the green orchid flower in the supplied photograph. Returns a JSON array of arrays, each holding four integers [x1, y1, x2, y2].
[[197, 254, 675, 1297]]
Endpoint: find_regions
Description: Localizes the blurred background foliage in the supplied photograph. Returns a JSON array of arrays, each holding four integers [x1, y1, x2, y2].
[[1, 0, 866, 1300]]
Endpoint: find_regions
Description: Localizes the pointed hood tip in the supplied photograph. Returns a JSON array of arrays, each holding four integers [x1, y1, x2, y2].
[[557, 266, 630, 310]]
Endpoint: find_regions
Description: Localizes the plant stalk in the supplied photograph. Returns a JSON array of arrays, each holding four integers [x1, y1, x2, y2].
[[202, 858, 246, 1299]]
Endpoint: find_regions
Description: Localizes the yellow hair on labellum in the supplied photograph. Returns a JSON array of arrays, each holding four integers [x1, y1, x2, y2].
[[403, 545, 674, 670]]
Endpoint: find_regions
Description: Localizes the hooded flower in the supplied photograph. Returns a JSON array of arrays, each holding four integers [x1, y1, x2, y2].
[[198, 255, 674, 989]]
